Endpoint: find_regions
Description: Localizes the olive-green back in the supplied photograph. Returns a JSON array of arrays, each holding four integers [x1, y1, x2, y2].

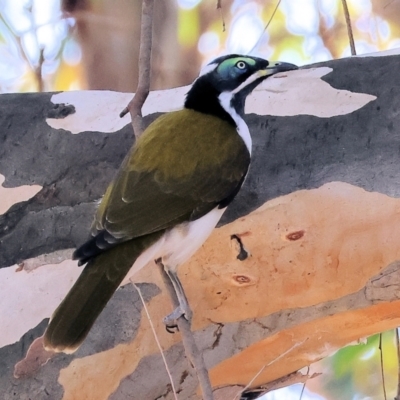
[[93, 108, 250, 240]]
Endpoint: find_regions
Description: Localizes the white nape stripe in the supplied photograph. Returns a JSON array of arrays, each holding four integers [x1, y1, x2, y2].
[[218, 92, 252, 154], [198, 62, 218, 77]]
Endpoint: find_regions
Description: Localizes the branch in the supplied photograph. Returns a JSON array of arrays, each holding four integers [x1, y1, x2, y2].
[[240, 371, 320, 399], [395, 329, 400, 400], [379, 333, 387, 400], [341, 0, 356, 55], [247, 0, 281, 55], [35, 49, 45, 92], [119, 0, 154, 137], [216, 0, 226, 32], [0, 13, 34, 71], [120, 0, 213, 395], [299, 367, 309, 400], [157, 262, 215, 400], [233, 340, 306, 399]]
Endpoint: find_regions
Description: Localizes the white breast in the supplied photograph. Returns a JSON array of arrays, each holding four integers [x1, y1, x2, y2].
[[122, 207, 226, 284]]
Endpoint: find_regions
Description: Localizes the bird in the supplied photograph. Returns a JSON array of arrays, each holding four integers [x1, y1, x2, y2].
[[43, 54, 297, 353]]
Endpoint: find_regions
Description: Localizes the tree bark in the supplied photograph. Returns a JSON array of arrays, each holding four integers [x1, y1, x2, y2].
[[1, 51, 400, 399]]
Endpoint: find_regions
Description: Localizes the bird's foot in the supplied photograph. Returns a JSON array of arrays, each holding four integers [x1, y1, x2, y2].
[[164, 304, 193, 333]]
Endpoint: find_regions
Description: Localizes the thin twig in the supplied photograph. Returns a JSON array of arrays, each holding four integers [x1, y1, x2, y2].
[[156, 261, 214, 400], [119, 0, 154, 138], [247, 0, 281, 55], [395, 328, 400, 400], [299, 366, 309, 400], [384, 0, 396, 9], [341, 0, 356, 55], [27, 2, 45, 91], [216, 0, 225, 32], [0, 13, 32, 68], [132, 282, 179, 400], [0, 10, 45, 91], [239, 371, 321, 399], [379, 333, 387, 400], [234, 340, 306, 400], [234, 365, 266, 400], [35, 49, 45, 92]]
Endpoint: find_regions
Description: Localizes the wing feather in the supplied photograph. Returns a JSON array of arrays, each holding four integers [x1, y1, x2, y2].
[[74, 109, 250, 262]]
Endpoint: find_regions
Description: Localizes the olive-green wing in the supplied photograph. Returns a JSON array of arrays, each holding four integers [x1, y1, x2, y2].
[[74, 109, 250, 262]]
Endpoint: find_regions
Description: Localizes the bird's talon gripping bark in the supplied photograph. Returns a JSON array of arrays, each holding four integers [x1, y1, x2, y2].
[[163, 305, 192, 333], [165, 324, 179, 334]]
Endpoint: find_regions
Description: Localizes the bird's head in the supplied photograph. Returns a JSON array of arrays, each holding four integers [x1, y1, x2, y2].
[[185, 54, 298, 124]]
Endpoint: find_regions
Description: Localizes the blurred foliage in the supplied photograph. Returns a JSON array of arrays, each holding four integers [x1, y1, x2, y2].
[[178, 7, 200, 48], [0, 0, 82, 92], [263, 330, 400, 400], [0, 0, 399, 92], [319, 331, 399, 400]]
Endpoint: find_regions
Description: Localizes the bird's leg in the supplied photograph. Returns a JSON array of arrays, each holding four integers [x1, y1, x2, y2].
[[155, 258, 193, 332], [165, 268, 193, 324]]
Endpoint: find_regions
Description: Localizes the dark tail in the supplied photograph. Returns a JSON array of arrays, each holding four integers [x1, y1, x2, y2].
[[44, 232, 162, 353]]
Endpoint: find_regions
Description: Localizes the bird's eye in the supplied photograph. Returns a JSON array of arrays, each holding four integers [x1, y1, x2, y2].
[[236, 61, 247, 70]]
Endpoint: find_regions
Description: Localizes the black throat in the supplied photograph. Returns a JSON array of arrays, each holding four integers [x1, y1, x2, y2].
[[184, 75, 267, 127], [184, 78, 236, 127]]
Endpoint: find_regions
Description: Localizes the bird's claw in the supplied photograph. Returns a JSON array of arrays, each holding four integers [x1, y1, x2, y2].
[[163, 305, 192, 333], [165, 324, 179, 334]]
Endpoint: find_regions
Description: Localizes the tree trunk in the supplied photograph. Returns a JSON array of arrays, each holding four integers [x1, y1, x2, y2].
[[62, 0, 204, 91], [1, 51, 400, 399]]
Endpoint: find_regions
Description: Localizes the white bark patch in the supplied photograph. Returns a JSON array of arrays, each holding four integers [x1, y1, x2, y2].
[[47, 64, 378, 134], [0, 174, 42, 215], [46, 88, 188, 134], [19, 249, 74, 272], [46, 67, 376, 133], [0, 260, 81, 347], [247, 67, 376, 117]]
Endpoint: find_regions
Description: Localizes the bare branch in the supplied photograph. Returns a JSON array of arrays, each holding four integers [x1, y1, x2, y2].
[[299, 366, 309, 399], [240, 371, 321, 399], [247, 0, 282, 55], [156, 262, 215, 400], [384, 0, 396, 10], [379, 333, 387, 400], [119, 0, 154, 138], [341, 0, 356, 56], [0, 13, 33, 69], [395, 328, 400, 400], [216, 0, 226, 32], [234, 340, 307, 399], [35, 49, 45, 92]]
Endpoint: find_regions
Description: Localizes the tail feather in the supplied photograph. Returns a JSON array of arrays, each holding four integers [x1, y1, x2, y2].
[[44, 232, 162, 353]]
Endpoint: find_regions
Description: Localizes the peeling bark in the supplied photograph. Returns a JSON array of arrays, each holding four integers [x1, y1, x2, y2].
[[1, 52, 400, 399]]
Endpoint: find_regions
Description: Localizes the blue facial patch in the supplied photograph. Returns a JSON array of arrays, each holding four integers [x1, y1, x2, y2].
[[217, 57, 257, 79]]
